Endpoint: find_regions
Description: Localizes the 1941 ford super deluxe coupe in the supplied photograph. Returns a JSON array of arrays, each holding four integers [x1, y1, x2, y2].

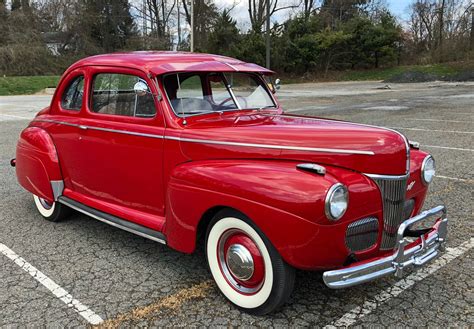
[[11, 52, 447, 315]]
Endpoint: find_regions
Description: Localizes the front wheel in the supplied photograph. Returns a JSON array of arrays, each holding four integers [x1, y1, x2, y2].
[[206, 210, 295, 315], [33, 195, 70, 222]]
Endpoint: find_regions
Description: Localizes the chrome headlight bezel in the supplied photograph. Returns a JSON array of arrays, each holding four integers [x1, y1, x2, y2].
[[325, 183, 349, 221], [421, 155, 435, 185]]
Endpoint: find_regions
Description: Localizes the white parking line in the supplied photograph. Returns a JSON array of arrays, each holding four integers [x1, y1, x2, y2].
[[0, 243, 103, 325], [423, 145, 474, 152], [389, 127, 474, 134], [408, 118, 472, 123], [325, 238, 474, 328], [436, 175, 472, 183], [0, 113, 31, 120]]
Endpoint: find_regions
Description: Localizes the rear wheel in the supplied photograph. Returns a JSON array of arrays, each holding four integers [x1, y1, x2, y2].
[[206, 210, 295, 315], [33, 195, 70, 222]]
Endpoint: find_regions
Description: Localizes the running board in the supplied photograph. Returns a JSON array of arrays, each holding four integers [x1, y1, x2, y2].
[[58, 196, 166, 245]]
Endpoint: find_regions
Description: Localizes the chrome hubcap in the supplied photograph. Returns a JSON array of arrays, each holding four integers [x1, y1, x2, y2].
[[217, 229, 265, 294], [39, 198, 53, 210], [226, 244, 254, 281]]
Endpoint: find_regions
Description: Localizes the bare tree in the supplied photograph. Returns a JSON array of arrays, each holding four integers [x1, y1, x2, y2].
[[181, 0, 218, 51], [132, 0, 176, 47], [248, 0, 300, 33]]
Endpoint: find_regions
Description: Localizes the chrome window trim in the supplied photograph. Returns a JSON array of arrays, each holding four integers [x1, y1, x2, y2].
[[33, 119, 375, 155], [162, 72, 277, 118], [91, 73, 157, 119]]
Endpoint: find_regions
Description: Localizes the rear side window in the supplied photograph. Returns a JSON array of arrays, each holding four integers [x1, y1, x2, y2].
[[61, 75, 84, 111], [91, 73, 156, 118]]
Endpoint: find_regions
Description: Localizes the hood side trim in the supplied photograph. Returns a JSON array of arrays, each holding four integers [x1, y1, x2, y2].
[[271, 114, 410, 173], [33, 119, 375, 156]]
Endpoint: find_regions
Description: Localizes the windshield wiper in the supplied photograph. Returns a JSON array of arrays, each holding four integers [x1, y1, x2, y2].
[[257, 105, 276, 111]]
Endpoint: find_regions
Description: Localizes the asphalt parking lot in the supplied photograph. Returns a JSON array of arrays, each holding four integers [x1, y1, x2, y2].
[[0, 81, 472, 327]]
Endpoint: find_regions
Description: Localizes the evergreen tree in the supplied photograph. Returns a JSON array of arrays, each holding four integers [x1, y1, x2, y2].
[[84, 0, 137, 52], [207, 9, 240, 57]]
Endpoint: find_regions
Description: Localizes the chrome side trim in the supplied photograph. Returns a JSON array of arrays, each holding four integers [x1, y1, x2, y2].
[[58, 196, 166, 245], [323, 205, 447, 289], [266, 114, 410, 172], [168, 135, 375, 155], [34, 119, 164, 139], [34, 119, 375, 155], [50, 180, 64, 201]]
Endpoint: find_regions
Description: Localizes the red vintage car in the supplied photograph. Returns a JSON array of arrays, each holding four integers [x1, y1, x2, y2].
[[12, 51, 447, 314]]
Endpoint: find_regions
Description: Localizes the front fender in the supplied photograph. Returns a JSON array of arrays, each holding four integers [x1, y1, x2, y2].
[[165, 160, 382, 270], [15, 127, 62, 202]]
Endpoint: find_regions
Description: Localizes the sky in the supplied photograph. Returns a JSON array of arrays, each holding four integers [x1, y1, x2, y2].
[[218, 0, 416, 30], [387, 0, 413, 20]]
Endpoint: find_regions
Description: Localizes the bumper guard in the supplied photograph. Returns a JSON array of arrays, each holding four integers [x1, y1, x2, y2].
[[323, 205, 448, 289]]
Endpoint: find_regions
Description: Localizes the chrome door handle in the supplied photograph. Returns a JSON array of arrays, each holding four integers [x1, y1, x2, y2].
[[78, 125, 88, 130]]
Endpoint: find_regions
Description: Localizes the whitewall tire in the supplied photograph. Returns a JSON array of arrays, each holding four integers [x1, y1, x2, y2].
[[206, 209, 295, 315], [33, 195, 70, 222]]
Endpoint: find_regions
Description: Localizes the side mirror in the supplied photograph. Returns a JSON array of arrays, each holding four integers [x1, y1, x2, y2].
[[274, 78, 281, 91], [134, 81, 149, 97]]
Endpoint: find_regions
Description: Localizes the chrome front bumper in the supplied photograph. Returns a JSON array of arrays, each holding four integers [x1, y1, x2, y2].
[[323, 205, 448, 289]]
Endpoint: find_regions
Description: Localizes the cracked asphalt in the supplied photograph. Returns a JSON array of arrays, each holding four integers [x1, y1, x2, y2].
[[0, 81, 473, 327]]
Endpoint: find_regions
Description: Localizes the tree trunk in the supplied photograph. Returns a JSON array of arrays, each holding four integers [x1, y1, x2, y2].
[[470, 7, 474, 51]]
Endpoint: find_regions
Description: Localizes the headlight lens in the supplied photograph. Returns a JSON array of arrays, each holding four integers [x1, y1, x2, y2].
[[422, 155, 435, 185], [325, 183, 348, 221]]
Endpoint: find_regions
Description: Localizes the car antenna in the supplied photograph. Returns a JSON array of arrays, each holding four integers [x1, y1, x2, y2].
[[176, 73, 186, 125]]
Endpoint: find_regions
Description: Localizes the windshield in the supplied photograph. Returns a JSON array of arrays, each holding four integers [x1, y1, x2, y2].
[[162, 72, 276, 117]]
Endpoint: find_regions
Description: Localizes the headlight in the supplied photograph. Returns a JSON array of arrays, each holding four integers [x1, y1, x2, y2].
[[325, 183, 348, 221], [421, 155, 435, 185]]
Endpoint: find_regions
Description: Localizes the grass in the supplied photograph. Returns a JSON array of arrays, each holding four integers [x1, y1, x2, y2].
[[281, 60, 474, 83], [0, 76, 60, 96], [339, 63, 461, 81]]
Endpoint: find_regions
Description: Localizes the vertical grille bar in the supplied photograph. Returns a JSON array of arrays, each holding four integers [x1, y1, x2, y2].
[[371, 176, 408, 250]]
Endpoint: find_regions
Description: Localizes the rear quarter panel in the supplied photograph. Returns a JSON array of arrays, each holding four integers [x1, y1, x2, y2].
[[15, 127, 62, 202]]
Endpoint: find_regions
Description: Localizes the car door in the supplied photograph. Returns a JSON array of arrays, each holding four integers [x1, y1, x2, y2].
[[72, 67, 166, 225]]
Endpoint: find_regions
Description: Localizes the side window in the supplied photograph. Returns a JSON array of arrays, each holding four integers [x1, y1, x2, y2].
[[91, 73, 156, 118], [61, 75, 84, 111]]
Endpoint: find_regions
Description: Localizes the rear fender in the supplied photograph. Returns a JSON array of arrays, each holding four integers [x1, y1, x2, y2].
[[15, 127, 62, 202]]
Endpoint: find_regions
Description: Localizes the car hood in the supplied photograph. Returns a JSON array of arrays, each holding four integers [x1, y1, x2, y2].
[[177, 112, 409, 175]]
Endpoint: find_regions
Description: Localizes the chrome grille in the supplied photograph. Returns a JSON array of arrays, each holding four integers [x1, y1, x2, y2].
[[371, 176, 408, 250], [345, 217, 379, 252]]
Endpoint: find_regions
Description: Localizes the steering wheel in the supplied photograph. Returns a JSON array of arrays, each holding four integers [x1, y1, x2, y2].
[[217, 96, 247, 109]]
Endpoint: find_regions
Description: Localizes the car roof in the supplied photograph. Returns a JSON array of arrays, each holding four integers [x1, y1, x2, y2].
[[68, 51, 274, 76]]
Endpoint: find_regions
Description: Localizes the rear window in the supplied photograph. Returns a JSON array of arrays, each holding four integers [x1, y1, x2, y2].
[[61, 75, 84, 111]]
